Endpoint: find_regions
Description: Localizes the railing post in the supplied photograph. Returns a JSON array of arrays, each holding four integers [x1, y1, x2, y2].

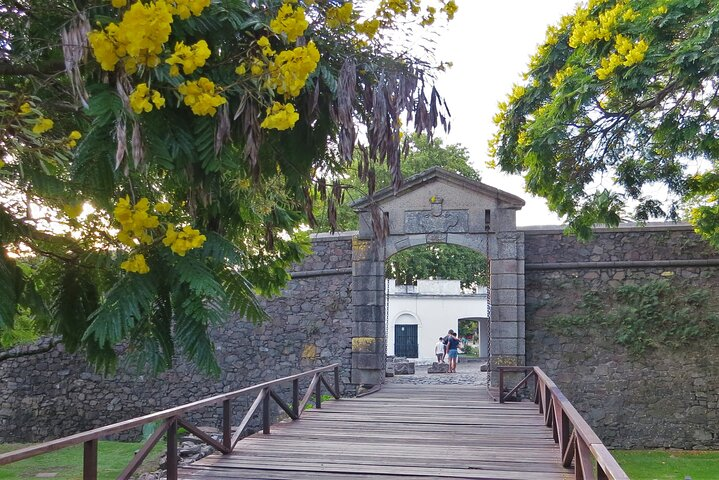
[[83, 439, 97, 480], [560, 410, 570, 457], [262, 388, 271, 434], [334, 365, 340, 399], [292, 379, 299, 418], [499, 367, 505, 403], [166, 417, 178, 480], [544, 385, 552, 425], [223, 399, 231, 452], [315, 374, 322, 409]]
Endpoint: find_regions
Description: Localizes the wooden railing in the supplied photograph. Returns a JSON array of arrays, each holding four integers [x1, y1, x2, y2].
[[498, 366, 629, 480], [0, 363, 341, 480]]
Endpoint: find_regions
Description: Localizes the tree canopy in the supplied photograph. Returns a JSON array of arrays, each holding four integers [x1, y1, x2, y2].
[[491, 0, 719, 243], [313, 134, 488, 289], [0, 0, 456, 372]]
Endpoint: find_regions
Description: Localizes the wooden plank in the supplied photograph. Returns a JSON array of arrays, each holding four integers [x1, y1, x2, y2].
[[179, 383, 574, 480]]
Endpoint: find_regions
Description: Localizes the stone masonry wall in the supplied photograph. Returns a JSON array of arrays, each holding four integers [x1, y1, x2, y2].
[[523, 225, 719, 449], [0, 233, 354, 443]]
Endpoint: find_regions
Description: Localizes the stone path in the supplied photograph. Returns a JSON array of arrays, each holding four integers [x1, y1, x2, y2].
[[386, 360, 488, 386]]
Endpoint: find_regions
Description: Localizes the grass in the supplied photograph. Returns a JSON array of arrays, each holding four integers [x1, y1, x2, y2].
[[613, 450, 719, 480], [0, 441, 164, 480]]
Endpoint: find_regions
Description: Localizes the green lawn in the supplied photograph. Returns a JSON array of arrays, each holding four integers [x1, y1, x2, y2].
[[613, 450, 719, 480], [0, 441, 163, 479], [2, 444, 718, 479]]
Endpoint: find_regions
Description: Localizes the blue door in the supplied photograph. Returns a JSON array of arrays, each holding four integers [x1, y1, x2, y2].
[[394, 324, 418, 358]]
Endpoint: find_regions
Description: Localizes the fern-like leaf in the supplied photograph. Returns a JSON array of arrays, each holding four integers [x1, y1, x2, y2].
[[83, 271, 158, 348], [173, 253, 225, 298], [173, 285, 221, 375], [51, 265, 99, 352], [219, 268, 268, 325], [0, 253, 20, 330]]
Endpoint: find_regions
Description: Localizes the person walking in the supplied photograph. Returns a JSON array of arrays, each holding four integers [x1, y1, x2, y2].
[[446, 330, 461, 373], [434, 337, 445, 363]]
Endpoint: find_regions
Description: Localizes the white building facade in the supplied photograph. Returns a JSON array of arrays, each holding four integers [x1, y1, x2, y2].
[[386, 279, 488, 362]]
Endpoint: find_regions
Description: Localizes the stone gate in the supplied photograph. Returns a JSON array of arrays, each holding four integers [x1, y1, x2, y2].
[[349, 167, 525, 385]]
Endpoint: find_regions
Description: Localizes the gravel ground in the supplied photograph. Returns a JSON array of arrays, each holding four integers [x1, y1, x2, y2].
[[385, 360, 488, 386]]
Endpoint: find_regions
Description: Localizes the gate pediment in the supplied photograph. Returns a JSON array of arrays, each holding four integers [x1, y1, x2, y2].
[[351, 167, 525, 238]]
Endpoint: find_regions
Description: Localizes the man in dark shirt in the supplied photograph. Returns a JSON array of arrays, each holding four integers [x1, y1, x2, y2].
[[446, 329, 461, 373]]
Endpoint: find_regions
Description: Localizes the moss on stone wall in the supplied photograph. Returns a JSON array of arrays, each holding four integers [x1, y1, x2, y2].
[[546, 278, 719, 355]]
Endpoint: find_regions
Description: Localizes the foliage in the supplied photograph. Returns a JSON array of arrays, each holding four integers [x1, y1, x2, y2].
[[388, 244, 488, 290], [491, 0, 719, 243], [611, 450, 719, 480], [313, 133, 479, 232], [547, 278, 719, 354], [460, 344, 478, 356], [0, 0, 454, 372], [458, 318, 478, 339], [0, 441, 164, 479]]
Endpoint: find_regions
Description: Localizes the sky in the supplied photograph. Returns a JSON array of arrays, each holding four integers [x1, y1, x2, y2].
[[430, 0, 580, 226]]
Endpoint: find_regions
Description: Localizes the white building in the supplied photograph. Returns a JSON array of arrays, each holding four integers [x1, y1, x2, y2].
[[386, 279, 488, 362]]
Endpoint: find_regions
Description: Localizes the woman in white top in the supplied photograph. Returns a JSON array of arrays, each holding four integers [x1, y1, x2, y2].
[[434, 337, 445, 363]]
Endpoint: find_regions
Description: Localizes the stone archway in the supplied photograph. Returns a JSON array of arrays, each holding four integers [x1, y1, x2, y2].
[[349, 167, 526, 386]]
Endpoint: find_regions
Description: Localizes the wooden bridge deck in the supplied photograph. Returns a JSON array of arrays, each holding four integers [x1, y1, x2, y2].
[[179, 383, 573, 480]]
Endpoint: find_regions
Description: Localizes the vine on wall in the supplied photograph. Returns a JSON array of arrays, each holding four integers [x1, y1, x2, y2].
[[547, 278, 719, 355]]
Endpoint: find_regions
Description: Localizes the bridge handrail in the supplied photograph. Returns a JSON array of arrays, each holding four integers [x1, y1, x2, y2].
[[498, 365, 629, 480], [0, 363, 341, 480]]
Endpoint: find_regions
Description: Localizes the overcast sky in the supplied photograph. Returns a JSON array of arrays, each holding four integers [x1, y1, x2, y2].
[[431, 0, 579, 226]]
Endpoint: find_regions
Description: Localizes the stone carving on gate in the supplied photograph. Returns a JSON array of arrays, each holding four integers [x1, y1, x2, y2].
[[404, 197, 469, 234]]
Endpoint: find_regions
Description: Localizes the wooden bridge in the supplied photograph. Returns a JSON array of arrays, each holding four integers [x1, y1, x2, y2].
[[0, 364, 628, 480]]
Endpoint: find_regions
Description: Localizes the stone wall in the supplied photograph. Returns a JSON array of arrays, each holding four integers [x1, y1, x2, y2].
[[0, 233, 354, 443], [523, 224, 719, 449]]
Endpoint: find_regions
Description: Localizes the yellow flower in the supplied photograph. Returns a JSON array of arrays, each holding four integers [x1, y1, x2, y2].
[[508, 84, 525, 103], [32, 117, 54, 134], [623, 39, 648, 67], [550, 65, 575, 88], [112, 0, 127, 7], [257, 36, 276, 57], [441, 0, 458, 20], [162, 223, 206, 256], [129, 83, 165, 114], [88, 0, 174, 72], [66, 130, 83, 148], [19, 102, 32, 115], [235, 63, 247, 75], [121, 254, 150, 274], [355, 19, 380, 39], [250, 59, 264, 76], [652, 5, 668, 16], [270, 3, 309, 42], [326, 3, 353, 28], [151, 90, 165, 109], [266, 41, 320, 98], [113, 196, 160, 247], [166, 40, 212, 75], [177, 77, 227, 116], [260, 102, 300, 130], [0, 160, 5, 169], [155, 202, 171, 214], [169, 0, 211, 19]]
